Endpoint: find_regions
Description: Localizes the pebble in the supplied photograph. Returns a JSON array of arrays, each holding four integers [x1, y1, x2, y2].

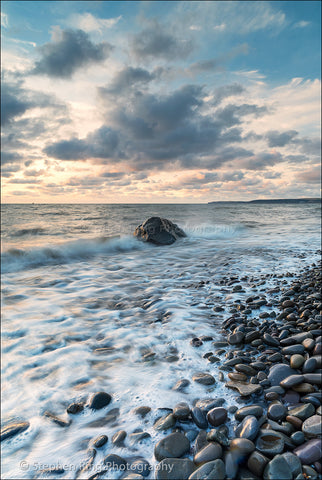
[[67, 403, 84, 414], [256, 430, 285, 456], [206, 407, 227, 427], [290, 354, 305, 369], [282, 345, 305, 355], [191, 407, 208, 429], [154, 432, 190, 461], [173, 379, 190, 391], [263, 454, 292, 480], [44, 412, 71, 427], [302, 357, 318, 373], [288, 403, 315, 420], [280, 374, 304, 388], [93, 434, 108, 448], [294, 438, 322, 464], [154, 413, 176, 431], [0, 421, 30, 442], [235, 415, 260, 441], [235, 405, 264, 420], [302, 415, 322, 438], [291, 431, 305, 445], [156, 458, 195, 480], [268, 364, 297, 386], [88, 392, 112, 410], [247, 450, 269, 477], [192, 372, 216, 385], [226, 381, 262, 396], [228, 332, 245, 345], [112, 430, 126, 445], [267, 401, 287, 421], [129, 431, 151, 444], [173, 402, 190, 420], [133, 406, 151, 418], [193, 442, 223, 465], [188, 459, 225, 480]]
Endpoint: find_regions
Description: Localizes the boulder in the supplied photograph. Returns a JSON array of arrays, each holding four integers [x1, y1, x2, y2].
[[134, 217, 186, 245]]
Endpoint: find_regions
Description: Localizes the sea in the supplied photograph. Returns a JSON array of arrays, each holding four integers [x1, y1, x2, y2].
[[1, 202, 321, 479]]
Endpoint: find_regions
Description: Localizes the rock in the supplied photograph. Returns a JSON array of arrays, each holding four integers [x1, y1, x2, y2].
[[263, 455, 292, 480], [226, 381, 262, 396], [156, 458, 195, 480], [235, 415, 260, 441], [191, 337, 203, 347], [280, 375, 304, 389], [282, 345, 305, 355], [281, 332, 312, 346], [88, 392, 112, 410], [247, 451, 269, 477], [268, 364, 297, 386], [292, 383, 315, 393], [129, 431, 151, 444], [104, 453, 126, 468], [302, 465, 319, 479], [281, 452, 302, 477], [154, 432, 190, 461], [235, 405, 264, 420], [112, 430, 126, 445], [294, 439, 322, 464], [303, 373, 322, 385], [194, 442, 223, 465], [134, 217, 186, 245], [228, 372, 248, 382], [129, 459, 151, 477], [302, 338, 315, 351], [302, 415, 322, 438], [93, 434, 108, 448], [188, 459, 225, 480], [228, 332, 245, 345], [288, 403, 315, 420], [133, 406, 151, 418], [225, 439, 255, 479], [0, 421, 30, 442], [154, 413, 176, 431], [302, 357, 318, 373], [263, 333, 280, 347], [67, 402, 84, 414], [290, 355, 305, 369], [192, 372, 216, 385], [207, 427, 230, 447], [206, 407, 227, 427], [195, 430, 209, 452], [173, 402, 190, 420], [286, 415, 303, 430], [196, 398, 225, 411], [44, 411, 71, 427], [173, 379, 190, 391], [291, 431, 305, 445], [267, 401, 287, 421], [256, 430, 285, 456], [235, 364, 257, 376], [191, 407, 208, 429]]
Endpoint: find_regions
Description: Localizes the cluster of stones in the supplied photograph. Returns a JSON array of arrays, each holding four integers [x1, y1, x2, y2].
[[1, 262, 321, 480]]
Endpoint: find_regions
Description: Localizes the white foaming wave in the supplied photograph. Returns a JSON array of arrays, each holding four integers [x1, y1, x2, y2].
[[184, 222, 245, 239], [1, 235, 148, 273]]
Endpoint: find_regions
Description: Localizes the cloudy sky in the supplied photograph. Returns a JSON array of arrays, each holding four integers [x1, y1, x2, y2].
[[1, 1, 321, 203]]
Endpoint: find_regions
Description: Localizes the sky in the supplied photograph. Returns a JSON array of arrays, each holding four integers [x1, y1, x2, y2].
[[1, 0, 321, 203]]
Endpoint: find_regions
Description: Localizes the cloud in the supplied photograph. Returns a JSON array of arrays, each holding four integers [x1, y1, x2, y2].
[[294, 21, 311, 28], [1, 151, 23, 165], [69, 12, 122, 33], [294, 165, 321, 184], [265, 130, 298, 147], [1, 12, 8, 28], [32, 28, 113, 78], [131, 19, 194, 60], [99, 66, 156, 95]]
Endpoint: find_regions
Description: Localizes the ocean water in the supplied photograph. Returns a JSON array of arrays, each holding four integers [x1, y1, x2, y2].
[[1, 202, 321, 479]]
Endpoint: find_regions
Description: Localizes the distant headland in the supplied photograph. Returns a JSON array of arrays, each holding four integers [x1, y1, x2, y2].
[[208, 198, 320, 204]]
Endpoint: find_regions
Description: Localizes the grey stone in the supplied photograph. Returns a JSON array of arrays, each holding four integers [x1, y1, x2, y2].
[[173, 379, 190, 392], [93, 434, 108, 448], [132, 406, 151, 418], [267, 401, 287, 421], [194, 442, 222, 465], [173, 402, 190, 420], [226, 381, 262, 396], [294, 439, 322, 464], [188, 459, 225, 480], [192, 372, 216, 385], [235, 415, 260, 441], [268, 364, 297, 386], [112, 430, 126, 445], [206, 407, 227, 427], [134, 217, 186, 246], [154, 413, 176, 431], [281, 452, 302, 477], [302, 415, 322, 438], [156, 458, 195, 480], [235, 405, 264, 421], [154, 432, 190, 461], [191, 407, 208, 429], [247, 451, 269, 477], [129, 432, 151, 444], [88, 392, 112, 410], [282, 345, 305, 355], [263, 455, 292, 480], [256, 430, 285, 456], [288, 403, 315, 421], [280, 375, 305, 388]]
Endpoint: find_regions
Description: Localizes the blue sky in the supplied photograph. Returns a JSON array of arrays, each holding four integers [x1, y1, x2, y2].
[[1, 1, 321, 202]]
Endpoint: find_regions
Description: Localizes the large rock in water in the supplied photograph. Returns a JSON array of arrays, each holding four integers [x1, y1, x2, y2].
[[134, 217, 186, 245]]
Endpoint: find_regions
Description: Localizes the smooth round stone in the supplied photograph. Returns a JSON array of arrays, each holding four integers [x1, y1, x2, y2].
[[235, 364, 257, 376], [286, 415, 303, 429], [302, 395, 321, 407], [302, 358, 318, 374], [195, 430, 209, 452], [292, 383, 315, 393], [291, 431, 305, 445], [191, 407, 208, 429], [303, 373, 322, 385], [188, 459, 225, 480], [88, 392, 112, 410], [228, 372, 248, 382], [173, 403, 190, 420], [104, 454, 126, 467], [67, 402, 84, 414], [235, 415, 260, 441], [290, 355, 305, 369], [154, 413, 176, 431], [256, 430, 285, 456], [268, 352, 283, 363], [267, 401, 287, 421], [129, 431, 151, 444], [263, 455, 292, 480], [156, 458, 195, 480], [196, 398, 225, 412], [228, 332, 245, 345], [193, 442, 223, 465], [268, 364, 297, 386], [235, 405, 264, 421], [133, 406, 151, 417], [265, 392, 280, 401], [313, 343, 322, 355], [207, 408, 227, 427], [263, 333, 280, 347], [130, 459, 151, 478], [154, 433, 190, 461], [230, 438, 255, 454], [280, 374, 304, 388], [302, 415, 322, 438], [247, 450, 269, 477], [282, 345, 305, 355], [207, 427, 230, 447], [281, 452, 302, 477], [283, 390, 300, 405], [226, 437, 256, 478], [93, 434, 108, 448], [112, 430, 126, 445], [294, 438, 322, 464], [192, 372, 216, 385], [302, 338, 315, 351], [288, 403, 315, 420]]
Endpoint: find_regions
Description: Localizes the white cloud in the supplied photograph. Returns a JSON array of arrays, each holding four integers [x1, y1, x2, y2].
[[213, 23, 226, 32], [294, 20, 311, 28], [69, 12, 122, 33], [1, 12, 8, 28]]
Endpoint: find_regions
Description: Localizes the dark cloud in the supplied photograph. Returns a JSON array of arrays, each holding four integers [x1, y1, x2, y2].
[[1, 82, 32, 126], [131, 20, 193, 60], [295, 165, 321, 184], [33, 29, 113, 78], [238, 151, 283, 170], [45, 82, 269, 172], [265, 130, 298, 147], [101, 67, 156, 95], [1, 151, 23, 164]]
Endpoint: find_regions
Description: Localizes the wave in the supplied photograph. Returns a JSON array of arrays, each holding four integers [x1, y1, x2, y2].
[[1, 235, 147, 273], [184, 223, 245, 239], [12, 227, 46, 237]]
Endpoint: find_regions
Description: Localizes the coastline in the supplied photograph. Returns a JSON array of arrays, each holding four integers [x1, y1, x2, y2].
[[2, 254, 321, 479]]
